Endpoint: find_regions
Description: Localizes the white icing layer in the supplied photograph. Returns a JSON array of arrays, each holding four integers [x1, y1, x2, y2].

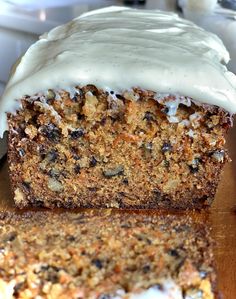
[[129, 279, 183, 299], [108, 279, 183, 299], [1, 6, 236, 137]]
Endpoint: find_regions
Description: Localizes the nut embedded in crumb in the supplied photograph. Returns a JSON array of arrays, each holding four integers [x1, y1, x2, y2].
[[47, 178, 64, 192], [82, 92, 98, 119], [25, 125, 38, 139], [14, 188, 26, 206]]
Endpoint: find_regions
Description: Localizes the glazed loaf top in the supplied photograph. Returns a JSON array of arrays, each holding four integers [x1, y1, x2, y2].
[[1, 6, 236, 137]]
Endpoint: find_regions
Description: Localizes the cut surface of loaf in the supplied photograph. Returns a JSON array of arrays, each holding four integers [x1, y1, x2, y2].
[[8, 86, 232, 209], [0, 210, 216, 298]]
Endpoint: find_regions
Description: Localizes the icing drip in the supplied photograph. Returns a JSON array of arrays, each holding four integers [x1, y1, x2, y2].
[[129, 279, 183, 299]]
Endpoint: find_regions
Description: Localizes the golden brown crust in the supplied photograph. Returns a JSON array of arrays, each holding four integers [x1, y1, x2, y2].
[[0, 210, 216, 298], [7, 86, 232, 209]]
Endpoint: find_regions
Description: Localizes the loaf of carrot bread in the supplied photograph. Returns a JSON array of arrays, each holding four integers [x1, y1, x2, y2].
[[1, 7, 236, 208], [0, 210, 217, 299]]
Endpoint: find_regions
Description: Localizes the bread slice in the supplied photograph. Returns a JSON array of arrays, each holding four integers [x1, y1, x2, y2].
[[0, 210, 217, 298], [8, 86, 232, 209]]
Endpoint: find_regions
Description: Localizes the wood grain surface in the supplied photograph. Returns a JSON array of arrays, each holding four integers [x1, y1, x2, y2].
[[0, 128, 235, 298]]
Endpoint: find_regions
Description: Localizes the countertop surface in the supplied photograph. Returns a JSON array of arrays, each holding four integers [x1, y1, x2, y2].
[[0, 126, 236, 298]]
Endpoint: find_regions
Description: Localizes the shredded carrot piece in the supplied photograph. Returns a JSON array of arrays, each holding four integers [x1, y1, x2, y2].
[[113, 133, 140, 147]]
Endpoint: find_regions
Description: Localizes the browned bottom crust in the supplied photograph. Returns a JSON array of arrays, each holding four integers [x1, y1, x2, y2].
[[0, 210, 217, 298], [7, 86, 232, 209]]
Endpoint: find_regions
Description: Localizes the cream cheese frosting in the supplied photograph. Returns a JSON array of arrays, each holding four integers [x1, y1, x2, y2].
[[129, 279, 183, 299], [106, 278, 183, 299], [1, 6, 236, 137]]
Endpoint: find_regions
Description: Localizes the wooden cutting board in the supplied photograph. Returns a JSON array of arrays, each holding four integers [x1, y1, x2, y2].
[[0, 128, 236, 298]]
